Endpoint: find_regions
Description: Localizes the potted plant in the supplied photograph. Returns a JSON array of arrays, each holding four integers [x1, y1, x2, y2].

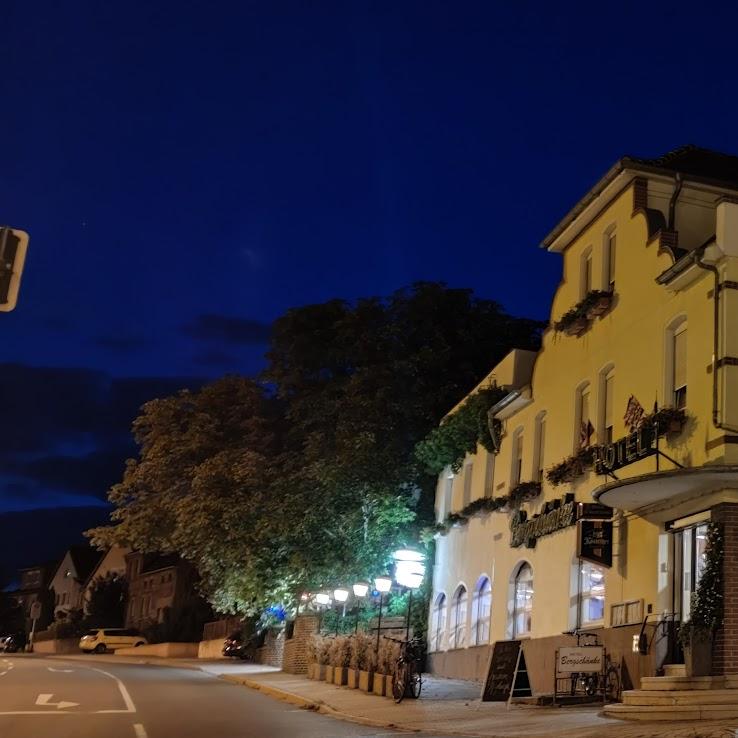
[[678, 523, 723, 677], [359, 637, 376, 693], [372, 637, 401, 697], [509, 481, 542, 506], [305, 636, 319, 679], [554, 305, 588, 336], [349, 632, 371, 689], [316, 636, 331, 681], [583, 289, 613, 319], [650, 407, 686, 435], [330, 635, 350, 685]]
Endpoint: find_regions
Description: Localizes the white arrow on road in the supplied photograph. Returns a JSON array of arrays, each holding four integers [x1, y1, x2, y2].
[[47, 667, 74, 673], [35, 694, 79, 710]]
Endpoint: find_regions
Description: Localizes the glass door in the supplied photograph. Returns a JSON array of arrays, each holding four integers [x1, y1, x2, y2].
[[676, 523, 708, 621]]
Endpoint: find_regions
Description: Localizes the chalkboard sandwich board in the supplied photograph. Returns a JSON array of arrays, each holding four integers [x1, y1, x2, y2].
[[481, 640, 532, 702]]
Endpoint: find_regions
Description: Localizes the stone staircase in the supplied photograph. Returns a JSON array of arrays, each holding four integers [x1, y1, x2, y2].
[[604, 665, 738, 721]]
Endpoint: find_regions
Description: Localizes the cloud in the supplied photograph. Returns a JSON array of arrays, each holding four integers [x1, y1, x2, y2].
[[183, 314, 272, 345], [192, 349, 240, 368]]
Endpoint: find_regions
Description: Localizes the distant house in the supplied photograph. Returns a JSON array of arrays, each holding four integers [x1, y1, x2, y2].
[[15, 562, 55, 631], [82, 546, 130, 613], [125, 552, 199, 627], [49, 546, 103, 617]]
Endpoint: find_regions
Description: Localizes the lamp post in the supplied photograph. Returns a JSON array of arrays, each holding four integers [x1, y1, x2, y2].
[[352, 581, 369, 633], [393, 549, 426, 640], [333, 588, 349, 635], [373, 574, 392, 664]]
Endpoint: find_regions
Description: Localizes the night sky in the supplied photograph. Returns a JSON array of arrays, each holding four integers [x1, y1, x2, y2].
[[2, 1, 738, 566]]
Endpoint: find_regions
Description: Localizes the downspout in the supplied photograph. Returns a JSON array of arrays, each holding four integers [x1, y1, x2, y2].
[[667, 173, 683, 231], [693, 249, 738, 433]]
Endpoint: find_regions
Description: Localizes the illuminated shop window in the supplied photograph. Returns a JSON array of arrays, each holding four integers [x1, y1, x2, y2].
[[471, 576, 492, 646], [513, 563, 533, 637], [430, 593, 446, 652], [579, 561, 605, 626], [450, 584, 468, 649]]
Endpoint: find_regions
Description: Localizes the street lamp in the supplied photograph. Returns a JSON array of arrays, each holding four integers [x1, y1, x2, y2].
[[393, 549, 426, 640], [315, 592, 331, 632], [333, 588, 349, 635], [374, 574, 393, 663], [352, 581, 370, 633]]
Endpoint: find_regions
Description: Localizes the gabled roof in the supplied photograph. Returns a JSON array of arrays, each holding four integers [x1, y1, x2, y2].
[[48, 545, 105, 585], [542, 145, 738, 251], [140, 553, 180, 574]]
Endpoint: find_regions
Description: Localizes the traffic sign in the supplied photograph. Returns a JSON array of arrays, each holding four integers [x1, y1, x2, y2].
[[0, 227, 29, 312], [30, 600, 42, 620]]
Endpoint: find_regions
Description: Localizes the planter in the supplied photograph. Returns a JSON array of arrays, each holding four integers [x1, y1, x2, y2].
[[306, 663, 316, 680], [564, 317, 588, 336], [333, 666, 348, 685], [372, 673, 388, 697], [668, 420, 683, 434], [323, 665, 334, 683], [315, 664, 327, 681], [585, 296, 611, 319], [685, 634, 713, 677], [347, 668, 360, 689], [359, 670, 374, 693]]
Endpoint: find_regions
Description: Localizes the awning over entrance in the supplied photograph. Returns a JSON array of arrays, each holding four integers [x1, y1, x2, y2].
[[592, 465, 738, 513]]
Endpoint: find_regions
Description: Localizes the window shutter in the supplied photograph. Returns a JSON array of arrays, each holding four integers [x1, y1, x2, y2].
[[608, 234, 616, 287], [605, 374, 614, 429], [674, 329, 687, 390]]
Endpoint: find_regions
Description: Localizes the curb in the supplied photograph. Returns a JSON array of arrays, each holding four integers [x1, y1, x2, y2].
[[222, 675, 487, 737]]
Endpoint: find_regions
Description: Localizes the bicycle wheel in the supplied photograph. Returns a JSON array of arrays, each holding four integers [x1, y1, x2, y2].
[[393, 662, 408, 703], [583, 675, 598, 697], [409, 669, 422, 699], [605, 666, 620, 702]]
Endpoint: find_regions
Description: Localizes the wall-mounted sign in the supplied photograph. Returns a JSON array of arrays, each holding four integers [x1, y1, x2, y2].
[[578, 519, 613, 567], [593, 424, 657, 476], [577, 502, 612, 520], [510, 494, 576, 548], [557, 646, 604, 674]]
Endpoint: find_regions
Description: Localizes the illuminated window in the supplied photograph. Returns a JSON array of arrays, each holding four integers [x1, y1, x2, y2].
[[471, 576, 492, 646], [579, 561, 606, 626], [450, 585, 468, 649], [430, 593, 447, 652], [513, 563, 533, 637]]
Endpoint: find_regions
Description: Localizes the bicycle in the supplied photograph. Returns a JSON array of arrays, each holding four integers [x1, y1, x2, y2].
[[563, 629, 621, 702], [388, 636, 423, 703]]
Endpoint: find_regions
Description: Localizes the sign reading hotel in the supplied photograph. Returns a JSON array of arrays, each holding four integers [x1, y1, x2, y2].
[[557, 646, 604, 674], [593, 423, 658, 475]]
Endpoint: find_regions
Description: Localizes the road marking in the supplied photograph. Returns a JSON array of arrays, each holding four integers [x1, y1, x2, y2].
[[133, 723, 148, 738], [48, 667, 74, 673], [35, 694, 80, 710], [90, 668, 137, 713]]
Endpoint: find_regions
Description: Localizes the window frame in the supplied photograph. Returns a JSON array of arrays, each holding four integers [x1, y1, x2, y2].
[[471, 576, 492, 646], [450, 584, 468, 649], [430, 593, 447, 652], [578, 560, 606, 627], [512, 563, 533, 638]]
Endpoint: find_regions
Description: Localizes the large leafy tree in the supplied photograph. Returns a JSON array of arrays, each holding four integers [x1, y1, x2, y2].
[[90, 283, 542, 613]]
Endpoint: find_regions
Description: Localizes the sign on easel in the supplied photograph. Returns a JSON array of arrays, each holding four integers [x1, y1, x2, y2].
[[481, 640, 532, 702]]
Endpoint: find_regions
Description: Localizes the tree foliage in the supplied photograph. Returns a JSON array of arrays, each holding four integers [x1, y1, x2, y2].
[[90, 282, 542, 614], [86, 573, 127, 627]]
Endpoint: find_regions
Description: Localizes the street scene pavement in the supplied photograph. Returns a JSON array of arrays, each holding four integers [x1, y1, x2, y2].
[[0, 654, 453, 738]]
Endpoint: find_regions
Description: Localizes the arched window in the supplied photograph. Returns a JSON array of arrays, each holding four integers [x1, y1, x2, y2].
[[513, 563, 533, 637], [471, 576, 492, 646], [430, 593, 446, 652], [450, 585, 468, 649]]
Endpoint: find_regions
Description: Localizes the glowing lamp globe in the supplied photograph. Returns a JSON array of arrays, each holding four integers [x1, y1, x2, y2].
[[333, 588, 349, 603]]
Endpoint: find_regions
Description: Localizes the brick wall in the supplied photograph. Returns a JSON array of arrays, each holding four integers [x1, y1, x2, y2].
[[257, 628, 285, 667], [711, 503, 738, 675], [282, 615, 318, 674]]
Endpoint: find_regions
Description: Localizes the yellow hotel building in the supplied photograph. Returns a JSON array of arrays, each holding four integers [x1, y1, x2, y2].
[[427, 146, 738, 708]]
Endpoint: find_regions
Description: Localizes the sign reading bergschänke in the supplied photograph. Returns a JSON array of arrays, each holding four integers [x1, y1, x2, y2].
[[557, 646, 604, 674]]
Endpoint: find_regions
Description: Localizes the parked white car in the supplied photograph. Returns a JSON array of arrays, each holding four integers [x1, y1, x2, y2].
[[79, 628, 147, 653]]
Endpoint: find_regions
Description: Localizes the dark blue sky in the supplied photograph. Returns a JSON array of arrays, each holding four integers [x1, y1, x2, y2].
[[2, 0, 738, 519]]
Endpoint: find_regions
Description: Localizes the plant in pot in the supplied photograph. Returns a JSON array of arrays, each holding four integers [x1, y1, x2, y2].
[[582, 289, 613, 319], [350, 632, 372, 689], [316, 635, 332, 681], [553, 304, 588, 337], [678, 523, 723, 677], [358, 634, 377, 692], [305, 635, 319, 679], [649, 406, 687, 435], [329, 635, 351, 685]]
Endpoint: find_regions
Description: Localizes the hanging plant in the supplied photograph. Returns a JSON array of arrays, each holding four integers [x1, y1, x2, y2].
[[414, 385, 507, 476], [546, 446, 598, 487], [553, 290, 613, 335], [643, 406, 686, 435], [509, 481, 542, 505]]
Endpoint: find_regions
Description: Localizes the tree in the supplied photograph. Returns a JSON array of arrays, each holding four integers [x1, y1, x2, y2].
[[90, 283, 542, 614], [86, 573, 127, 627]]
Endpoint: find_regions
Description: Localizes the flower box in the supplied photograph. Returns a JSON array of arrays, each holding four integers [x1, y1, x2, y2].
[[333, 666, 348, 685], [372, 672, 388, 696], [306, 663, 316, 679], [564, 317, 588, 336], [359, 670, 374, 692], [315, 664, 327, 681], [347, 668, 360, 688], [585, 294, 612, 319], [324, 665, 334, 683]]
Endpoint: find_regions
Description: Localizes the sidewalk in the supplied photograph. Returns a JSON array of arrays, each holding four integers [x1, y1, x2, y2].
[[224, 669, 738, 738]]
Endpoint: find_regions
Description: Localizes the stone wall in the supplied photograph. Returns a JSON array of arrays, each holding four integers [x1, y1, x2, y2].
[[116, 642, 199, 658], [32, 638, 80, 654], [282, 615, 318, 674]]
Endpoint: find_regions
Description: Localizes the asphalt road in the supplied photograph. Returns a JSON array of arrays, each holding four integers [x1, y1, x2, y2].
[[0, 655, 449, 738]]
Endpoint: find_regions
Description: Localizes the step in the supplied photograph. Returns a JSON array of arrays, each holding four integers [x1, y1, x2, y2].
[[662, 664, 686, 678], [622, 688, 738, 706], [605, 701, 738, 721], [640, 675, 726, 691]]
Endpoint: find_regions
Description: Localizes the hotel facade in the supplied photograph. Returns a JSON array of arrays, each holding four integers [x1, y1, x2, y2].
[[427, 146, 738, 694]]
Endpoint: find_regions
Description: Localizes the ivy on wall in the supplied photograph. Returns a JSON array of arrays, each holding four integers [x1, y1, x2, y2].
[[414, 385, 507, 476]]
